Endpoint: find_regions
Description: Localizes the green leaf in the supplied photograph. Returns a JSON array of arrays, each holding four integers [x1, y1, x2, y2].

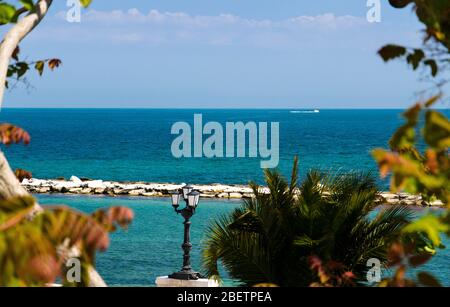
[[378, 45, 407, 62], [388, 0, 413, 9], [34, 61, 44, 76], [0, 3, 17, 25], [403, 215, 449, 246], [15, 62, 29, 78], [19, 0, 35, 11], [423, 59, 438, 77], [79, 0, 93, 8], [406, 49, 425, 70], [424, 111, 450, 149]]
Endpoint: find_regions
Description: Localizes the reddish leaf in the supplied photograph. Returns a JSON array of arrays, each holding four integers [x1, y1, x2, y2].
[[417, 272, 442, 287], [15, 169, 32, 182], [409, 254, 432, 267], [0, 124, 31, 145], [425, 150, 439, 174], [388, 243, 405, 266], [48, 59, 62, 70], [26, 255, 60, 284]]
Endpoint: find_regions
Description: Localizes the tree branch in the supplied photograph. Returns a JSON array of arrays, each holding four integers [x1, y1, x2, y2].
[[0, 0, 107, 287], [0, 0, 53, 108]]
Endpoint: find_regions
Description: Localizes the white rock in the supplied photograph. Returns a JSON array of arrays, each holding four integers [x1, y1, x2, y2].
[[128, 189, 146, 196], [70, 176, 83, 184], [143, 192, 158, 197], [27, 179, 45, 187], [94, 188, 106, 194], [87, 180, 105, 189], [429, 200, 444, 207], [69, 188, 83, 193], [229, 193, 243, 199], [65, 181, 82, 189], [36, 187, 50, 193], [380, 193, 398, 199]]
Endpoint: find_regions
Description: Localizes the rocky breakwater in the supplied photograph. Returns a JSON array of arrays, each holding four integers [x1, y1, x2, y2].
[[21, 176, 443, 206], [21, 176, 260, 199]]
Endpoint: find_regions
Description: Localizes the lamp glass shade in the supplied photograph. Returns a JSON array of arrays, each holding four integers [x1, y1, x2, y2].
[[187, 191, 200, 208], [182, 185, 193, 200], [171, 191, 181, 207]]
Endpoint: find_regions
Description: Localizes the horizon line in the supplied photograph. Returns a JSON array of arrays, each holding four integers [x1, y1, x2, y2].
[[2, 106, 449, 110]]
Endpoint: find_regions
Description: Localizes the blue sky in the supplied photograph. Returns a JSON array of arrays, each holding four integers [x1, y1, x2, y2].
[[2, 0, 445, 108]]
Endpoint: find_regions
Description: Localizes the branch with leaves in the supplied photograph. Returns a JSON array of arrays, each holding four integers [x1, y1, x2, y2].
[[0, 0, 92, 107], [0, 0, 123, 288], [0, 196, 133, 286], [372, 0, 450, 288]]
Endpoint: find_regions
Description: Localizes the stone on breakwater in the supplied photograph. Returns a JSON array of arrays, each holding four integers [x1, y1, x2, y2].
[[36, 187, 50, 193], [79, 188, 90, 194], [429, 200, 444, 207], [20, 177, 444, 206], [128, 189, 146, 196], [87, 180, 105, 189], [94, 188, 106, 194], [69, 188, 83, 193], [142, 192, 159, 197], [229, 193, 243, 199], [70, 176, 83, 184]]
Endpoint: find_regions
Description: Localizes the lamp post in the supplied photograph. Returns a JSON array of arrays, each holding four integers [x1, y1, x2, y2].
[[169, 185, 203, 280]]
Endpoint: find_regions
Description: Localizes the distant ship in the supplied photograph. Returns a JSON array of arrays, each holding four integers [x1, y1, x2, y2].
[[290, 109, 320, 114]]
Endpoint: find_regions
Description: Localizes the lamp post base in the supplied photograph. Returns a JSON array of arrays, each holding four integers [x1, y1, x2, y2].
[[156, 276, 219, 287], [169, 270, 204, 280]]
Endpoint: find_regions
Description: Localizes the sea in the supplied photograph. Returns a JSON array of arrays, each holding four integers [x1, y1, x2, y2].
[[0, 108, 448, 286], [1, 108, 428, 187]]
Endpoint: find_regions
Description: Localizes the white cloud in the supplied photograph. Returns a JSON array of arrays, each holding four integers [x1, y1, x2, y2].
[[47, 9, 370, 47], [56, 8, 366, 29]]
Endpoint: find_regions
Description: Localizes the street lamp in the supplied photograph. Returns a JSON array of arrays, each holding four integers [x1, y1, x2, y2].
[[169, 185, 203, 280]]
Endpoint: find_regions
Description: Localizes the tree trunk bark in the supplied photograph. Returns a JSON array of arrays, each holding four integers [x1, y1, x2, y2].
[[0, 0, 107, 287], [0, 0, 53, 108]]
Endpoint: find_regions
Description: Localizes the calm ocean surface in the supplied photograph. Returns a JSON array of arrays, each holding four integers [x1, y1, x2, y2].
[[2, 109, 449, 286], [0, 108, 431, 187], [37, 194, 450, 287]]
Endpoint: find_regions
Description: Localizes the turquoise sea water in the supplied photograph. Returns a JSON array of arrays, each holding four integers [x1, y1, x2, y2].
[[38, 194, 241, 287], [2, 108, 438, 188], [2, 108, 449, 286], [37, 194, 449, 287]]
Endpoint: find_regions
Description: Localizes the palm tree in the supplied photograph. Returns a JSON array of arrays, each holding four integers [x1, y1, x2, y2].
[[202, 157, 413, 286]]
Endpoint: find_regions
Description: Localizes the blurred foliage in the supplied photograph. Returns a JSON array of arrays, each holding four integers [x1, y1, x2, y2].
[[379, 242, 443, 287], [372, 0, 450, 287], [203, 157, 413, 286], [14, 168, 32, 182], [0, 196, 133, 286], [308, 256, 356, 287], [0, 0, 134, 287], [0, 123, 30, 145], [0, 102, 134, 287], [372, 98, 449, 205]]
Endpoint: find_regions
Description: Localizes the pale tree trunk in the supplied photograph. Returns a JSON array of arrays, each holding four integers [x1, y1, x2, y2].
[[0, 0, 106, 287]]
